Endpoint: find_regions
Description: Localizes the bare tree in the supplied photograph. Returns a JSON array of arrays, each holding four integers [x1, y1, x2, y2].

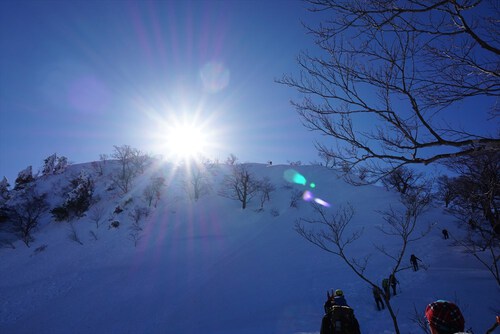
[[183, 163, 211, 202], [11, 188, 49, 247], [289, 189, 303, 208], [226, 154, 238, 165], [68, 222, 83, 245], [110, 145, 145, 193], [410, 304, 431, 334], [91, 161, 104, 176], [257, 177, 276, 210], [296, 190, 432, 334], [436, 175, 459, 208], [443, 151, 500, 285], [88, 204, 105, 229], [445, 152, 499, 230], [129, 206, 149, 224], [143, 176, 166, 207], [219, 164, 259, 209], [278, 0, 500, 181], [376, 189, 433, 270], [128, 207, 148, 247], [318, 150, 336, 168], [381, 166, 425, 195]]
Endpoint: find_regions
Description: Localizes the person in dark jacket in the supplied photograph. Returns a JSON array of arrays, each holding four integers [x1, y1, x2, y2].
[[442, 229, 449, 239], [389, 273, 398, 296], [382, 278, 390, 300], [321, 296, 361, 334], [410, 254, 421, 271], [333, 289, 348, 306], [372, 286, 385, 311]]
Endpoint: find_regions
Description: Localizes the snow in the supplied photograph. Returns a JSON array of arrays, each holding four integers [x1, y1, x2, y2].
[[0, 161, 498, 334]]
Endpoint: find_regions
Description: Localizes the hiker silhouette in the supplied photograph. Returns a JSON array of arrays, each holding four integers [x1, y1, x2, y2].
[[321, 289, 361, 334]]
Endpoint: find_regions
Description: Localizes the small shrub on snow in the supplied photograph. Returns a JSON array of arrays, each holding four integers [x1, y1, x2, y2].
[[88, 204, 105, 229], [109, 221, 120, 229], [89, 230, 98, 241], [68, 223, 83, 245], [11, 188, 49, 247], [32, 244, 48, 255], [289, 190, 303, 208], [270, 208, 280, 217]]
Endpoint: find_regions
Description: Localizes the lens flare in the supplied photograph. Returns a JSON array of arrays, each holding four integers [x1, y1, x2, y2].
[[200, 61, 230, 93], [302, 190, 314, 201], [284, 169, 306, 186], [314, 198, 331, 207], [283, 169, 330, 207]]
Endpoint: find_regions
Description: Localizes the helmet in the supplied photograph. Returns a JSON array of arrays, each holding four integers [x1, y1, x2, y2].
[[335, 289, 343, 296], [425, 300, 464, 333]]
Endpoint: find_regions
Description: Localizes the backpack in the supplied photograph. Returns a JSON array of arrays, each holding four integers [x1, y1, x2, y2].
[[321, 305, 361, 334]]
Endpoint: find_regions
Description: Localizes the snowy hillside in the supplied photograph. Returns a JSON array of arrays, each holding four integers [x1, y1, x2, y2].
[[0, 160, 498, 334]]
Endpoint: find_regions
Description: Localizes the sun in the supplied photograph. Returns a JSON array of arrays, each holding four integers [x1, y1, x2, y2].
[[144, 104, 223, 163], [165, 122, 207, 159]]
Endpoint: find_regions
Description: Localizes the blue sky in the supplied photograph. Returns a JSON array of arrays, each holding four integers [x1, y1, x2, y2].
[[0, 0, 321, 182]]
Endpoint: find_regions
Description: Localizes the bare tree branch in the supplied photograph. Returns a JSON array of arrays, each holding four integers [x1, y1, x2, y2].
[[278, 0, 500, 182]]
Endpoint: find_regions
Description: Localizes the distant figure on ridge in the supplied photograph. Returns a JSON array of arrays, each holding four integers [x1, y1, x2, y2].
[[321, 289, 361, 334], [442, 229, 449, 239]]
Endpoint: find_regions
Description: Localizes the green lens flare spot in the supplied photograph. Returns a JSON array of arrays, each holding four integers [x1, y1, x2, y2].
[[283, 169, 307, 186], [310, 182, 316, 188]]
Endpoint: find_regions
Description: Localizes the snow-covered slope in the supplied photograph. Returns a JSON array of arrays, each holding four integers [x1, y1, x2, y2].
[[0, 161, 498, 333]]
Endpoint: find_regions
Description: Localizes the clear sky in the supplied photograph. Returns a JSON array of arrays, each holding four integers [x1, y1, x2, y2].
[[0, 0, 321, 183]]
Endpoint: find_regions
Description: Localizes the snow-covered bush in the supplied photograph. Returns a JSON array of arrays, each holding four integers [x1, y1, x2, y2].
[[42, 154, 68, 175], [54, 156, 68, 174], [14, 166, 34, 190], [42, 154, 57, 176], [0, 176, 10, 202], [0, 176, 12, 225], [51, 170, 94, 221]]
